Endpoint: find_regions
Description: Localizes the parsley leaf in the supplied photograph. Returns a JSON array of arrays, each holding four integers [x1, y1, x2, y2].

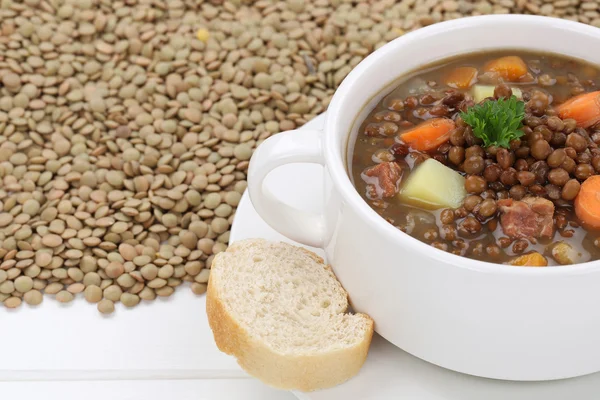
[[460, 96, 525, 148]]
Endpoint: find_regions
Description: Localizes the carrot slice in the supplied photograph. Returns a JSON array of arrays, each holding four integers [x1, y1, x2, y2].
[[510, 252, 548, 267], [400, 118, 455, 151], [575, 175, 600, 228], [483, 56, 528, 82], [444, 66, 478, 89], [556, 90, 600, 128]]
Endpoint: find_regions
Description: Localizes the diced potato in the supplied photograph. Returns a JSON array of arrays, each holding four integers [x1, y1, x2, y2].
[[511, 87, 523, 99], [472, 85, 494, 103], [472, 85, 523, 103], [399, 158, 466, 209], [551, 242, 581, 265], [510, 252, 548, 267]]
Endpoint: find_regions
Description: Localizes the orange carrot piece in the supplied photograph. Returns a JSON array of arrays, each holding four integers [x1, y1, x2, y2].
[[575, 175, 600, 228], [510, 252, 548, 267], [400, 118, 455, 151], [483, 56, 528, 82], [556, 90, 600, 128], [444, 66, 478, 89]]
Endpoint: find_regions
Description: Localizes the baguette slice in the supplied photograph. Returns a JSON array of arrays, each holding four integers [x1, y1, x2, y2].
[[206, 239, 374, 392]]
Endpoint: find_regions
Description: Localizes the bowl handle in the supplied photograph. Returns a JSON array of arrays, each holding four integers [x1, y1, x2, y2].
[[248, 129, 326, 248]]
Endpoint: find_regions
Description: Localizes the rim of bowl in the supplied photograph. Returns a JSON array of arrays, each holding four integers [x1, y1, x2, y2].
[[325, 14, 600, 276]]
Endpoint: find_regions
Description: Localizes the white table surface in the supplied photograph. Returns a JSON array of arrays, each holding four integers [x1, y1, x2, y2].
[[1, 379, 291, 400], [0, 288, 293, 399]]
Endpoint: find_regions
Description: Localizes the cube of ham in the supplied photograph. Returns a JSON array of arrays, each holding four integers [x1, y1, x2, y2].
[[362, 162, 403, 199], [498, 197, 555, 239]]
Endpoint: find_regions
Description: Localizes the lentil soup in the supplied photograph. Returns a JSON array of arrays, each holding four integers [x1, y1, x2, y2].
[[350, 51, 600, 266]]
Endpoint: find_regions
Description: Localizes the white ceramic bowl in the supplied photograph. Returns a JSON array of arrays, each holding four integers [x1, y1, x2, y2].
[[248, 15, 600, 381]]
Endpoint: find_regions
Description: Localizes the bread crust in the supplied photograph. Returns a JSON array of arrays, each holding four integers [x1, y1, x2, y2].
[[206, 240, 374, 392]]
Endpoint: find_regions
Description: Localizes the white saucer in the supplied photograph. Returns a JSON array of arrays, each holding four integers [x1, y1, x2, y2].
[[229, 113, 600, 400]]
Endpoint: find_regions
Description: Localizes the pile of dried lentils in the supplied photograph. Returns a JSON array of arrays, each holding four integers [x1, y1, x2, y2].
[[0, 0, 599, 314]]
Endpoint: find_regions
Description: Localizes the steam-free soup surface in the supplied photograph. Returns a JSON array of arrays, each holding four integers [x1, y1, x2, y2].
[[350, 51, 600, 266]]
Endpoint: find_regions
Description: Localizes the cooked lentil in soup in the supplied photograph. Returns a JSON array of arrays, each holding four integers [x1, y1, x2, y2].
[[350, 51, 600, 266]]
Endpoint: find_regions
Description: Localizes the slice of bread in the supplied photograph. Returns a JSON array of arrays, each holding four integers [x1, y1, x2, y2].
[[206, 239, 374, 392]]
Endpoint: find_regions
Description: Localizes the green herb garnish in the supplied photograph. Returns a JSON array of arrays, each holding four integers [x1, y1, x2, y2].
[[460, 95, 525, 148]]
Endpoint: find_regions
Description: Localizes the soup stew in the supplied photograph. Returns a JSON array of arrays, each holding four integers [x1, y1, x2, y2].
[[350, 51, 600, 266]]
